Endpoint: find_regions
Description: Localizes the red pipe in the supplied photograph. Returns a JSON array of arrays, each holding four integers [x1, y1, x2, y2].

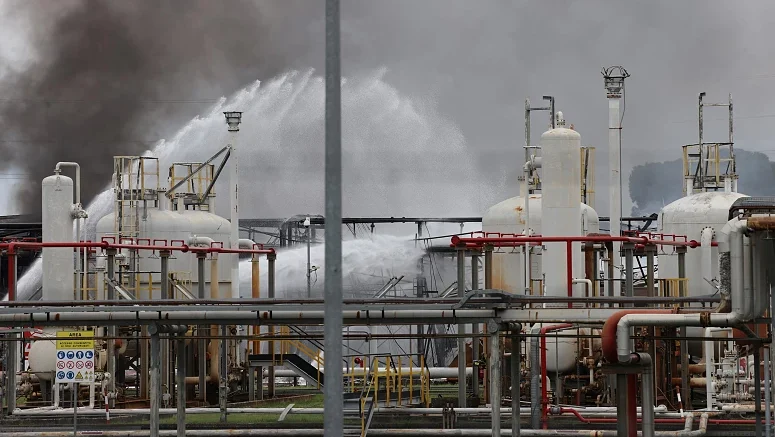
[[450, 235, 701, 248], [601, 309, 675, 363], [566, 241, 573, 308], [539, 323, 574, 429]]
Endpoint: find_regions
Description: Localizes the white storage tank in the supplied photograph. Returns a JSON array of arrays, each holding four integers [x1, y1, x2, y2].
[[482, 195, 600, 294], [658, 191, 747, 297], [95, 207, 234, 299], [540, 115, 584, 304], [27, 330, 57, 381], [42, 173, 75, 301]]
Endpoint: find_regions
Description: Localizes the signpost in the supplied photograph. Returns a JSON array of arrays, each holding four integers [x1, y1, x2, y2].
[[55, 330, 95, 384]]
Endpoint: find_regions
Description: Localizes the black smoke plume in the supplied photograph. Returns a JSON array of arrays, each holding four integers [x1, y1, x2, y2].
[[0, 0, 322, 217]]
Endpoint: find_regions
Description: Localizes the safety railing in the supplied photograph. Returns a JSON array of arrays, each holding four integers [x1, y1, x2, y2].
[[274, 326, 325, 389], [658, 278, 689, 299]]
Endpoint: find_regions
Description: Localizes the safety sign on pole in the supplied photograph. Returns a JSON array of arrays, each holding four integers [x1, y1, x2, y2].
[[54, 330, 96, 383]]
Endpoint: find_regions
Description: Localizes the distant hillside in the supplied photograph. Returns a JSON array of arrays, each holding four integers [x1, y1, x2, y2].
[[629, 149, 775, 215]]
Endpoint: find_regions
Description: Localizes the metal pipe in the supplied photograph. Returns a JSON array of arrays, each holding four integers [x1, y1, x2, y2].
[[484, 246, 493, 289], [457, 247, 467, 408], [700, 228, 713, 291], [472, 254, 480, 400], [0, 427, 712, 437], [511, 325, 521, 437], [106, 249, 117, 405], [639, 354, 655, 437], [623, 242, 635, 300], [324, 1, 343, 434], [451, 235, 699, 248], [765, 347, 771, 437], [529, 325, 541, 429], [616, 373, 628, 437], [149, 329, 160, 437], [755, 347, 762, 437], [197, 253, 207, 403], [176, 337, 186, 437], [219, 325, 227, 423], [489, 323, 501, 436], [267, 252, 276, 398]]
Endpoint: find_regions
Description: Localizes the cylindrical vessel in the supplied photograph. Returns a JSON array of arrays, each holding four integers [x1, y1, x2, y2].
[[482, 195, 600, 295], [540, 116, 582, 303], [42, 174, 74, 301]]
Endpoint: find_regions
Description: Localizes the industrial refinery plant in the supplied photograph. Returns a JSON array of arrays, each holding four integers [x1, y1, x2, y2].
[[0, 13, 774, 432]]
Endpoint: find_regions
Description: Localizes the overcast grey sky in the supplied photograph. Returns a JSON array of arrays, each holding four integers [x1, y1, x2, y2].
[[0, 0, 773, 217]]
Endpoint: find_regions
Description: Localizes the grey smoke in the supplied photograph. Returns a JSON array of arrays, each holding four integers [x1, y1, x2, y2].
[[2, 0, 775, 217]]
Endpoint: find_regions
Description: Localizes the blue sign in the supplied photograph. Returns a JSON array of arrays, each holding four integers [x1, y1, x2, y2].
[[66, 351, 75, 359], [66, 371, 75, 380], [57, 371, 66, 380], [57, 351, 66, 360], [75, 351, 84, 359], [85, 351, 94, 359]]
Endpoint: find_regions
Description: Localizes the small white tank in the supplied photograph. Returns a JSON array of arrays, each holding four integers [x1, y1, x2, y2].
[[27, 332, 57, 381], [42, 174, 75, 301]]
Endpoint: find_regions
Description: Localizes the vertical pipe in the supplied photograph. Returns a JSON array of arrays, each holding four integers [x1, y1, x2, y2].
[[623, 243, 634, 300], [608, 91, 622, 299], [219, 325, 228, 423], [765, 348, 771, 437], [150, 329, 160, 437], [484, 246, 493, 290], [176, 336, 186, 437], [511, 326, 521, 437], [106, 249, 117, 406], [755, 347, 762, 437], [197, 253, 207, 402], [627, 374, 637, 437], [268, 252, 276, 398], [616, 373, 627, 437], [642, 359, 655, 437], [489, 324, 501, 436], [307, 225, 312, 298], [5, 250, 16, 414], [324, 1, 344, 432], [645, 245, 655, 297], [160, 250, 170, 403], [251, 254, 260, 356], [471, 254, 480, 400], [457, 248, 467, 408], [566, 241, 573, 308], [416, 222, 424, 361]]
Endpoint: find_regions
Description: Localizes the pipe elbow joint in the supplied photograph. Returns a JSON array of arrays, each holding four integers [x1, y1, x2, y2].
[[718, 218, 747, 253]]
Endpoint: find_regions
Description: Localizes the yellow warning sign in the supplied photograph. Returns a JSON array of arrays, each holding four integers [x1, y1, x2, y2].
[[75, 372, 83, 380], [56, 330, 95, 349]]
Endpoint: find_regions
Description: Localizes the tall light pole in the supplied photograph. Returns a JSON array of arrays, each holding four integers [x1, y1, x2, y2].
[[224, 111, 243, 364], [304, 216, 311, 298], [323, 0, 343, 434]]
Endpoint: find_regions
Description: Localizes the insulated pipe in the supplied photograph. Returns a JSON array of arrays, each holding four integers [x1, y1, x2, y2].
[[572, 279, 592, 297], [267, 252, 276, 398], [529, 324, 542, 429], [700, 228, 714, 292], [489, 324, 501, 436], [196, 253, 207, 402], [604, 218, 756, 365], [210, 255, 221, 383], [457, 247, 467, 408]]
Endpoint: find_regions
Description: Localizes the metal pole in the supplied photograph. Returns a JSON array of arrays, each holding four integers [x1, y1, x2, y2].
[[484, 246, 493, 290], [176, 336, 186, 437], [471, 254, 480, 400], [457, 248, 467, 408], [268, 252, 276, 398], [488, 322, 501, 436], [324, 2, 344, 430], [5, 250, 16, 415], [765, 347, 771, 437], [756, 347, 763, 437], [616, 373, 627, 437], [307, 225, 312, 298], [150, 327, 161, 437], [220, 324, 228, 423], [72, 383, 78, 437], [511, 325, 521, 437], [642, 360, 655, 437], [197, 253, 207, 402], [106, 249, 117, 406], [623, 243, 634, 300], [160, 250, 171, 404]]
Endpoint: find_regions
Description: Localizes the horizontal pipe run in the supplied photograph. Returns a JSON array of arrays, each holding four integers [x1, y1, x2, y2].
[[0, 309, 497, 327], [0, 294, 722, 307], [451, 235, 701, 248]]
